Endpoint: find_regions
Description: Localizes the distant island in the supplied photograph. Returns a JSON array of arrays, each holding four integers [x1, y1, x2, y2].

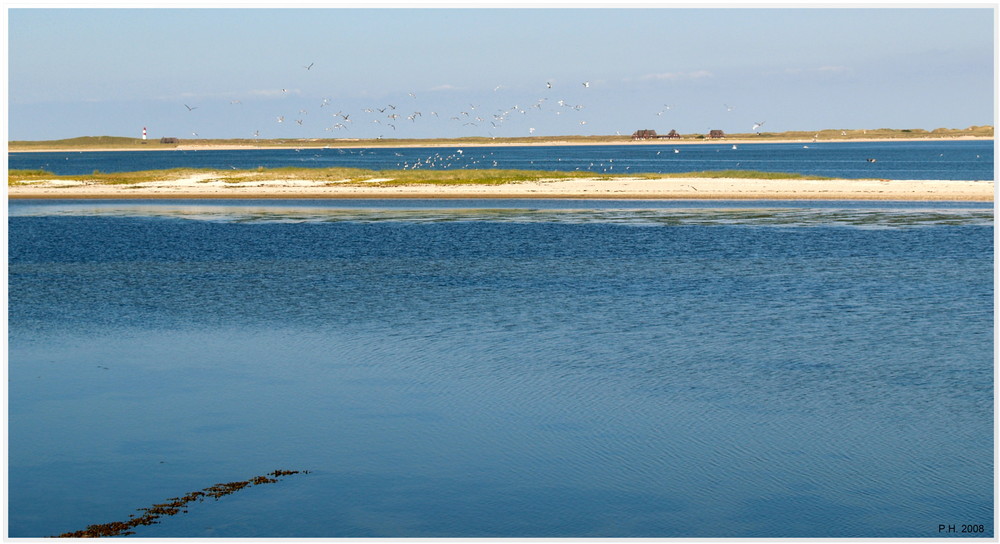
[[8, 126, 993, 152]]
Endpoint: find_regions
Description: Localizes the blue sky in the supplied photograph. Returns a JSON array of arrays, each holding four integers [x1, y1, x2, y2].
[[6, 6, 996, 141]]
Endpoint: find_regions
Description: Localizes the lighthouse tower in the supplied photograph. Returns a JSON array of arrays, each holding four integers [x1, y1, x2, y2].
[[142, 127, 147, 141]]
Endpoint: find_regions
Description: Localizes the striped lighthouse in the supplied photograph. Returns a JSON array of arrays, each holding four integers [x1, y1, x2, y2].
[[142, 127, 147, 141]]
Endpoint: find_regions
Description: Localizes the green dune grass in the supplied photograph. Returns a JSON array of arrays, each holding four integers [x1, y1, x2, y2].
[[8, 167, 834, 187]]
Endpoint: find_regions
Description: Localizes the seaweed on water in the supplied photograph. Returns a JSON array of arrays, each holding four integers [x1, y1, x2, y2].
[[52, 469, 310, 538]]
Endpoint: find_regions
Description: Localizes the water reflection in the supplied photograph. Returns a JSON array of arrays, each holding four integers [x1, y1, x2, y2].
[[7, 200, 994, 228]]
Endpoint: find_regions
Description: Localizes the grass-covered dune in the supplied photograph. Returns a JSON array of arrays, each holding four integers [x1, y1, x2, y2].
[[8, 126, 993, 151], [8, 167, 834, 187]]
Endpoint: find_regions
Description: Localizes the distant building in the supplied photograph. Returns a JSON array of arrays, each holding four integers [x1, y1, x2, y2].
[[632, 129, 658, 140], [159, 137, 179, 144], [708, 130, 725, 139], [665, 130, 681, 139]]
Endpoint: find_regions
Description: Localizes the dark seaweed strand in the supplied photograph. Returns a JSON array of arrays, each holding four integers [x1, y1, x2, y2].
[[52, 470, 309, 538]]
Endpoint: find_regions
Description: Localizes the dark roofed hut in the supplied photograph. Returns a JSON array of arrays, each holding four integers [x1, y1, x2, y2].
[[665, 130, 681, 139], [708, 130, 725, 139], [160, 137, 179, 144], [632, 129, 658, 140]]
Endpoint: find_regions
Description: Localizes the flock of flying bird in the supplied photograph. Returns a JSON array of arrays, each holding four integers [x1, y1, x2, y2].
[[179, 62, 765, 140]]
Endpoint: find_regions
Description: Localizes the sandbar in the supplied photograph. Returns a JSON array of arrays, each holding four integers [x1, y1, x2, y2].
[[6, 175, 994, 201]]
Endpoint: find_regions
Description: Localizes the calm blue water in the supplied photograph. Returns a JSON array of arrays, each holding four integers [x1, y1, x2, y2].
[[8, 199, 994, 538], [8, 140, 995, 180]]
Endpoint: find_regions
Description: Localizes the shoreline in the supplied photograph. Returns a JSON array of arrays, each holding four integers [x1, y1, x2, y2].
[[8, 135, 994, 153], [8, 176, 994, 201]]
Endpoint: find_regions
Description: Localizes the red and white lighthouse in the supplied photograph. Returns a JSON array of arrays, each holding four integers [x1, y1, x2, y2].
[[142, 127, 147, 140]]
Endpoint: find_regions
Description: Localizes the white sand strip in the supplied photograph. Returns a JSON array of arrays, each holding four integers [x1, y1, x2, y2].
[[7, 176, 994, 201]]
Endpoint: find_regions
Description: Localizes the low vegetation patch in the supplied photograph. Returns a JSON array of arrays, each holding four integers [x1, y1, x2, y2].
[[7, 168, 218, 186], [53, 470, 309, 538], [650, 170, 833, 180], [355, 168, 616, 186], [8, 166, 833, 187]]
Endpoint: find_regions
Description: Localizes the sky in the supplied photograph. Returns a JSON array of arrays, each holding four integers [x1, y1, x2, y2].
[[5, 5, 997, 141]]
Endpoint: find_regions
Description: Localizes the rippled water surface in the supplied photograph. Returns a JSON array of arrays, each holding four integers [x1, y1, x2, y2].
[[8, 140, 994, 180], [8, 199, 994, 538]]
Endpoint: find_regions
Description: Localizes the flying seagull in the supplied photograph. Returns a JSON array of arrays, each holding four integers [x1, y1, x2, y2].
[[304, 62, 314, 70], [752, 121, 765, 131], [582, 81, 590, 88], [184, 104, 198, 111]]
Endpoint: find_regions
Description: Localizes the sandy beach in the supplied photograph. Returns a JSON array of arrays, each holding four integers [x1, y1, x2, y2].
[[7, 174, 995, 201]]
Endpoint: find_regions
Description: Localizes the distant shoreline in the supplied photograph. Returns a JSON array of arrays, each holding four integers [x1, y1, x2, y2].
[[8, 135, 994, 153]]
